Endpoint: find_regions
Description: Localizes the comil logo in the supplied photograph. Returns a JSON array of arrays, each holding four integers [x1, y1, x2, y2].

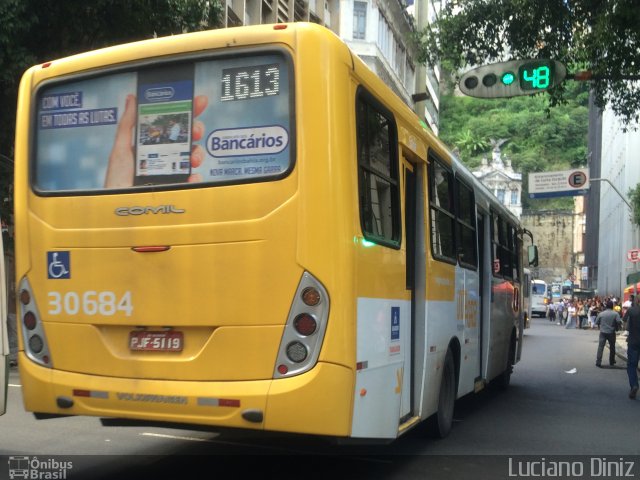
[[8, 456, 73, 479]]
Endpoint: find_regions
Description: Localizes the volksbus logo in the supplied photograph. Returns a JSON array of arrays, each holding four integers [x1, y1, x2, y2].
[[115, 205, 185, 216]]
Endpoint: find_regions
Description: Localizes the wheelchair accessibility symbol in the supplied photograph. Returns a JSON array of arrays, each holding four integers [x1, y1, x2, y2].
[[47, 251, 70, 279]]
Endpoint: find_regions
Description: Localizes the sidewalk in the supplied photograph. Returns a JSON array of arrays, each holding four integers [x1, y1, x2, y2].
[[614, 332, 631, 364], [554, 316, 632, 365]]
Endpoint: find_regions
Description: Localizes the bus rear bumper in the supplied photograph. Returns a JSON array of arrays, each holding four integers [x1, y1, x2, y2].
[[18, 353, 354, 437]]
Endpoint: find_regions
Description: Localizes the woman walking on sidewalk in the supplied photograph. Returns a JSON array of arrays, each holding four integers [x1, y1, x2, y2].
[[622, 296, 640, 399]]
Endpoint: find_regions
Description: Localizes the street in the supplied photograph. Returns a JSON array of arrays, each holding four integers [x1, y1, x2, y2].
[[1, 317, 638, 480]]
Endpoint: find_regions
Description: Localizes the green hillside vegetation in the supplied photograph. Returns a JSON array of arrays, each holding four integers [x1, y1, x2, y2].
[[438, 81, 590, 211]]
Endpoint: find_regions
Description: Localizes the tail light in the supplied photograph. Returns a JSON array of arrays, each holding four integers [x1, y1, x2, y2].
[[274, 272, 329, 378], [18, 277, 53, 367]]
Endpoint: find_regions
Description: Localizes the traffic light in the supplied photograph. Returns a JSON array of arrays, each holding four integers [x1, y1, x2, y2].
[[458, 59, 567, 98]]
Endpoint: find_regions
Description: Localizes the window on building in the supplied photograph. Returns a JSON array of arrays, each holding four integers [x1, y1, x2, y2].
[[510, 189, 518, 205], [377, 12, 401, 75], [496, 189, 505, 204], [356, 88, 400, 247], [353, 1, 367, 40]]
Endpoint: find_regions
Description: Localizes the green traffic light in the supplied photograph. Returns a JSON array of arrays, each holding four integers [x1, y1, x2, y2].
[[501, 72, 515, 86], [458, 59, 566, 98], [518, 61, 554, 90]]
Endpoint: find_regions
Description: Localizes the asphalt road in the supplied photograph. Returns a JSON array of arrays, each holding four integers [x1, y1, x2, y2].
[[1, 317, 638, 480]]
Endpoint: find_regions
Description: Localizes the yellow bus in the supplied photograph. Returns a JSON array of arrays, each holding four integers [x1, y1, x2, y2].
[[14, 22, 537, 441]]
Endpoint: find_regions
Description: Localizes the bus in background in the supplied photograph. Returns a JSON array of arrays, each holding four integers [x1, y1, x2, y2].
[[14, 23, 537, 441], [561, 281, 574, 300], [530, 279, 548, 318], [0, 221, 8, 416], [550, 282, 562, 304]]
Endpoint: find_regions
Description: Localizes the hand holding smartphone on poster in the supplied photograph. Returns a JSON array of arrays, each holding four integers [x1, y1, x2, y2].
[[104, 70, 208, 189]]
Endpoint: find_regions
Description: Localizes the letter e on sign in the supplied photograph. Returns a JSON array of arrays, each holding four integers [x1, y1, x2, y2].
[[627, 248, 640, 263], [568, 171, 587, 188]]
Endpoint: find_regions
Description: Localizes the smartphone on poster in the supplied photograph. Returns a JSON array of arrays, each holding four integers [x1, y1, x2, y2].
[[134, 63, 194, 186]]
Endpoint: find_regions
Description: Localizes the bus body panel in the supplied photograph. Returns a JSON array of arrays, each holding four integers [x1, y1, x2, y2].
[[454, 267, 481, 397], [351, 297, 410, 438], [21, 181, 302, 379], [44, 323, 284, 380], [486, 279, 515, 381], [19, 352, 353, 435]]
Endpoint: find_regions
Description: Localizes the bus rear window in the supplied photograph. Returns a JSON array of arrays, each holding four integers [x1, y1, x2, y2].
[[532, 283, 546, 295], [34, 52, 293, 193]]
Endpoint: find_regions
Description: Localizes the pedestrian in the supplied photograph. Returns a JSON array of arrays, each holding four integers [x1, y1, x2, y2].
[[548, 301, 556, 323], [555, 301, 564, 326], [622, 296, 640, 399], [578, 300, 588, 329], [588, 299, 599, 329], [595, 300, 622, 367], [622, 294, 634, 329], [566, 301, 578, 329]]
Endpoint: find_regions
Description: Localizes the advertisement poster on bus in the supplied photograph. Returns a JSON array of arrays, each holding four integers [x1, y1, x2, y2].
[[35, 53, 291, 192]]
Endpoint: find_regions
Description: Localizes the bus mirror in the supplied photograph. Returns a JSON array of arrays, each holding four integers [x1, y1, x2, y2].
[[528, 245, 539, 267]]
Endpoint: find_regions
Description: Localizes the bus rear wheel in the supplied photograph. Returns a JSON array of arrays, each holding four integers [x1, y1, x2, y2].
[[496, 335, 516, 390], [431, 349, 456, 439]]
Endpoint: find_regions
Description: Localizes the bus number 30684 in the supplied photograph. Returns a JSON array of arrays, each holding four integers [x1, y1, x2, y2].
[[47, 291, 133, 316]]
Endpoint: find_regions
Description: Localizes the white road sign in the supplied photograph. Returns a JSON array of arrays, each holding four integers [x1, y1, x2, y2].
[[528, 168, 589, 199]]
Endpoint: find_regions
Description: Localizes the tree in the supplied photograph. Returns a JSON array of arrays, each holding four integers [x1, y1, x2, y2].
[[438, 81, 589, 211], [0, 0, 223, 250], [452, 129, 489, 158], [413, 0, 640, 126]]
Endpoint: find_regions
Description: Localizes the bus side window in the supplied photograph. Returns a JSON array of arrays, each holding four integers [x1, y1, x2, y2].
[[491, 212, 501, 277], [454, 176, 477, 269], [429, 156, 456, 263], [356, 88, 400, 248]]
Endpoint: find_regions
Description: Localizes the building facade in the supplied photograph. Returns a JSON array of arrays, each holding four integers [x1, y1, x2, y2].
[[595, 106, 640, 297], [471, 141, 523, 219], [521, 210, 575, 284], [220, 0, 441, 133]]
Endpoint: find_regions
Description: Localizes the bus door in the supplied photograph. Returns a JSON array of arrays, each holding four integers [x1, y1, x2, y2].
[[400, 157, 426, 422], [478, 208, 492, 382], [0, 231, 8, 415]]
